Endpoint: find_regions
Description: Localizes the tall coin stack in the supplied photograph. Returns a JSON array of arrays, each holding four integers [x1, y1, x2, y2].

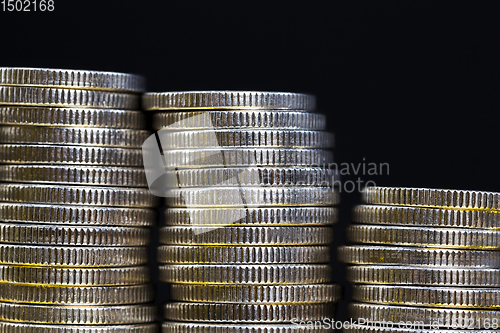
[[0, 68, 157, 332], [143, 91, 341, 332], [340, 186, 500, 333]]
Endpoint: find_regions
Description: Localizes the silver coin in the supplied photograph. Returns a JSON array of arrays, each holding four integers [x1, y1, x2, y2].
[[153, 110, 326, 130], [0, 126, 150, 148], [0, 67, 145, 92], [0, 184, 157, 207], [159, 226, 332, 245], [0, 86, 139, 109], [346, 265, 500, 287], [0, 165, 147, 187], [347, 224, 500, 249], [164, 207, 337, 226], [143, 91, 316, 111], [0, 107, 145, 128], [0, 223, 150, 246], [157, 129, 334, 149]]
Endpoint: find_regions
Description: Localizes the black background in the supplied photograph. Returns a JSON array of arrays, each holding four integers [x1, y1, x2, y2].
[[1, 0, 499, 321]]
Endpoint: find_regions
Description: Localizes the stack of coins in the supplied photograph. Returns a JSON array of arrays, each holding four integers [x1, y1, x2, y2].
[[143, 91, 341, 332], [0, 68, 158, 332], [339, 186, 500, 331]]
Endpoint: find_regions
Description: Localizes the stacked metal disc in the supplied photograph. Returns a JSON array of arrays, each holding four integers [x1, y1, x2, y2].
[[0, 68, 157, 332], [143, 91, 341, 332], [339, 186, 500, 331]]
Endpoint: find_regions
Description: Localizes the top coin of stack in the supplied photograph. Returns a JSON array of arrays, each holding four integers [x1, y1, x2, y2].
[[0, 67, 157, 332], [339, 186, 500, 331], [143, 91, 340, 332]]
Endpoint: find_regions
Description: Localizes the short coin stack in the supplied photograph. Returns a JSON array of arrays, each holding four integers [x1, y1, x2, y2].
[[0, 68, 157, 332], [339, 186, 500, 332], [143, 91, 341, 332]]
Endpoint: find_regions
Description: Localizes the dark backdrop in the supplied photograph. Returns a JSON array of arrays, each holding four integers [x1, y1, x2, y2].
[[1, 0, 499, 321]]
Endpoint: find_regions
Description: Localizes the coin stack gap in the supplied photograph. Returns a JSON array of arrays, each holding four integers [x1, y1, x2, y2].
[[0, 68, 158, 332], [142, 91, 341, 332], [340, 186, 500, 333]]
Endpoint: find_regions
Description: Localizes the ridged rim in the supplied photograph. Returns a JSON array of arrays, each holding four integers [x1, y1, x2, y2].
[[157, 129, 334, 149], [143, 91, 316, 111], [0, 223, 150, 246], [0, 144, 144, 166], [0, 67, 145, 92], [161, 148, 333, 168], [0, 165, 148, 187], [0, 203, 156, 226], [164, 207, 337, 226], [0, 86, 139, 109], [163, 302, 334, 322], [362, 186, 500, 211], [0, 265, 150, 286], [158, 264, 332, 284], [153, 110, 326, 130], [346, 265, 500, 286], [0, 244, 147, 267], [170, 284, 341, 303], [0, 184, 157, 207], [164, 167, 335, 188], [347, 224, 500, 249], [349, 302, 500, 328], [162, 322, 335, 333], [0, 283, 154, 305], [353, 204, 500, 229], [0, 106, 145, 128], [352, 284, 500, 308], [0, 322, 158, 333], [167, 187, 339, 207], [337, 245, 500, 268], [0, 126, 150, 148], [159, 226, 332, 245], [0, 302, 157, 324], [157, 246, 330, 264]]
